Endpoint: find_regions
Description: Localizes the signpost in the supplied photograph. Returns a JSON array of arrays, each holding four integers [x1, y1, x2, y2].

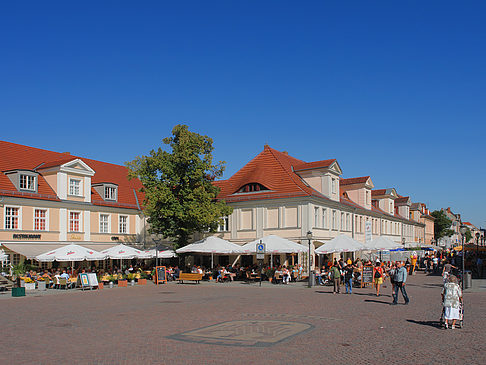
[[256, 242, 265, 287], [361, 265, 373, 288], [155, 266, 167, 285]]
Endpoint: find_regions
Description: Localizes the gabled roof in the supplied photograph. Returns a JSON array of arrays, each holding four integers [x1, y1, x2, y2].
[[293, 159, 336, 171], [0, 141, 143, 208], [372, 188, 398, 199], [215, 145, 331, 202], [340, 176, 370, 186], [394, 196, 411, 205]]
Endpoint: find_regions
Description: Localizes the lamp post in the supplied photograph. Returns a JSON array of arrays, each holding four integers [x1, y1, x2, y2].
[[459, 225, 467, 290], [476, 232, 480, 257], [307, 231, 313, 288]]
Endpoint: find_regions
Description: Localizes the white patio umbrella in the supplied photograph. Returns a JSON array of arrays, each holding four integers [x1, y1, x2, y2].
[[36, 244, 106, 262], [241, 235, 306, 268], [144, 248, 177, 259], [241, 235, 307, 254], [315, 234, 365, 254], [101, 244, 152, 271], [364, 236, 402, 251], [35, 244, 106, 274], [176, 236, 245, 268]]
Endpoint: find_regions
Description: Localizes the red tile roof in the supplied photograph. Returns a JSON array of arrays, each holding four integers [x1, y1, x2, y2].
[[293, 159, 336, 172], [0, 141, 143, 209], [394, 196, 410, 204], [340, 176, 370, 186], [371, 189, 387, 196], [215, 145, 331, 202]]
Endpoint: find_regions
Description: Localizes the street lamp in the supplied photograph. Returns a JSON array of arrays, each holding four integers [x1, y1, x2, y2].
[[307, 231, 313, 288], [459, 225, 467, 290], [476, 232, 481, 260]]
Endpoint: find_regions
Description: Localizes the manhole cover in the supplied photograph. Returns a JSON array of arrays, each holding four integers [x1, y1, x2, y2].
[[169, 320, 313, 347]]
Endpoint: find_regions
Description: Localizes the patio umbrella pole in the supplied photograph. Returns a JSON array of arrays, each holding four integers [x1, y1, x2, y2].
[[211, 252, 214, 269], [271, 253, 273, 268]]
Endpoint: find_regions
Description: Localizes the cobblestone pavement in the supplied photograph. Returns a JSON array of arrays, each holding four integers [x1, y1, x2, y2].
[[1, 273, 485, 365]]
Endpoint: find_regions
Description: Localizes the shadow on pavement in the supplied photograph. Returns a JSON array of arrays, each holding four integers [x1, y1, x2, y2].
[[364, 299, 392, 305], [406, 319, 442, 329], [352, 292, 391, 298]]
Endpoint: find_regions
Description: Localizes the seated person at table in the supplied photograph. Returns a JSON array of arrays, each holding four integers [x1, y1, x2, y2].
[[173, 266, 180, 279], [282, 267, 290, 284], [60, 270, 70, 280]]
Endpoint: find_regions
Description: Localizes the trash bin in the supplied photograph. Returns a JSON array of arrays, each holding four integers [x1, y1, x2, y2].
[[464, 271, 472, 289], [308, 271, 315, 287]]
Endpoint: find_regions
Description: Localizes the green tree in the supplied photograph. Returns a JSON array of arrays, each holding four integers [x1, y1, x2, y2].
[[430, 210, 454, 243], [126, 124, 233, 248]]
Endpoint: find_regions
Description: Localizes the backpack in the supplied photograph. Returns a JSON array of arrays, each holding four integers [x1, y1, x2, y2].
[[374, 269, 382, 279]]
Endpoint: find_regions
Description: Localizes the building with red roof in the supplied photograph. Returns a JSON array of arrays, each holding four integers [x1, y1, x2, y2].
[[0, 141, 145, 263], [214, 145, 427, 269]]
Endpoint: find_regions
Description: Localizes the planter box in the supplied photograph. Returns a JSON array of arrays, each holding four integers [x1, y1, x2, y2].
[[138, 279, 147, 285], [118, 280, 128, 287], [24, 283, 36, 290], [37, 281, 46, 291], [12, 287, 26, 297], [98, 282, 104, 289]]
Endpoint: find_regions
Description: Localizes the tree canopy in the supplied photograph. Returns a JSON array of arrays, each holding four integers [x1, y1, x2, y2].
[[126, 124, 233, 248], [430, 210, 454, 242]]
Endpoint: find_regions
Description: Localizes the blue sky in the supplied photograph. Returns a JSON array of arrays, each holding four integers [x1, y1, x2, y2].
[[1, 1, 485, 228]]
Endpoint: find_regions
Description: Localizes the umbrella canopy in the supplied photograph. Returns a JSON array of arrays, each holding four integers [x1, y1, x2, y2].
[[364, 236, 402, 251], [176, 236, 245, 254], [36, 244, 106, 262], [101, 244, 152, 259], [144, 248, 177, 258], [241, 235, 307, 254], [315, 234, 365, 254]]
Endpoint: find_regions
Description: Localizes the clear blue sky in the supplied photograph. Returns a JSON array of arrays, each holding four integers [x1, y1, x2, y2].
[[1, 1, 485, 228]]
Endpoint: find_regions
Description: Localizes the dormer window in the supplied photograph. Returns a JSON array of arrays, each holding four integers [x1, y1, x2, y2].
[[237, 183, 269, 193], [104, 186, 117, 201], [69, 178, 82, 196], [19, 174, 36, 191]]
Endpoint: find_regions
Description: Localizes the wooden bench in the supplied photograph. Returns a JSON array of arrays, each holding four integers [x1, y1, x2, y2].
[[177, 273, 203, 284]]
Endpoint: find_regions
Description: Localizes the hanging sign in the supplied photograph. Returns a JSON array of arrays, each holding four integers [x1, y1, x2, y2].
[[256, 242, 265, 260]]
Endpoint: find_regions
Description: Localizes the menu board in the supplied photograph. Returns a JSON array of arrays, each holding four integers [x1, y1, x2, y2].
[[156, 266, 167, 285], [361, 265, 374, 287]]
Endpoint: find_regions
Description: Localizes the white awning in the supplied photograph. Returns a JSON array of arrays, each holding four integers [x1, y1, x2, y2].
[[2, 243, 67, 259]]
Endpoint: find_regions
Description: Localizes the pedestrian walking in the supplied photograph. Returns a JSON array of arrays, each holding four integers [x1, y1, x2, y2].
[[442, 275, 462, 329], [330, 264, 341, 294], [392, 261, 409, 305], [344, 262, 355, 294], [373, 261, 384, 296]]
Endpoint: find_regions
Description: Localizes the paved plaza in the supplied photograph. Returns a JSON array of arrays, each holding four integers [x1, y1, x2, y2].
[[1, 273, 485, 365]]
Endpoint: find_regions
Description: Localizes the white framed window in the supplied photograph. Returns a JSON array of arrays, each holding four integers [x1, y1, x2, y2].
[[332, 210, 337, 230], [105, 186, 117, 201], [218, 216, 229, 232], [322, 208, 327, 228], [346, 214, 351, 231], [99, 214, 110, 233], [34, 209, 48, 231], [360, 216, 363, 233], [314, 207, 319, 228], [69, 179, 82, 196], [69, 211, 81, 232], [119, 215, 128, 234], [19, 174, 36, 191], [5, 206, 20, 230], [340, 212, 345, 230], [331, 178, 336, 194], [11, 253, 21, 266]]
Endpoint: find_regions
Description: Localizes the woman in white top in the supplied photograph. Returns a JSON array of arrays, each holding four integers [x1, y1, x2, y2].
[[442, 274, 463, 329]]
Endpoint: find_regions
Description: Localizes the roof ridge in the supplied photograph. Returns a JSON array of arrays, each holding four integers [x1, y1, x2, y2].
[[266, 147, 309, 197]]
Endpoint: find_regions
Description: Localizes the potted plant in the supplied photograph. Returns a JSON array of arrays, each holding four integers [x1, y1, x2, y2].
[[23, 277, 36, 290], [118, 274, 128, 287], [138, 271, 148, 285], [36, 277, 47, 291], [127, 273, 136, 286], [108, 275, 116, 288]]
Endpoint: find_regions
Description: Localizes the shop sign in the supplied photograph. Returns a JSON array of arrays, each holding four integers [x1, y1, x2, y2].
[[69, 234, 82, 240], [13, 234, 41, 240]]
